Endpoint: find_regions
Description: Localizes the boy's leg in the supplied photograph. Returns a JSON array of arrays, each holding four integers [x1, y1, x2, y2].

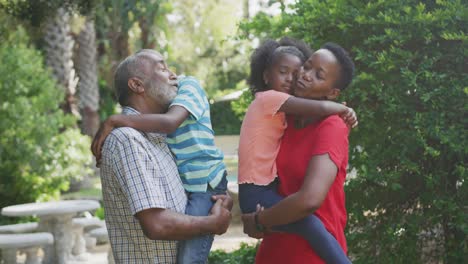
[[177, 192, 215, 264], [177, 174, 228, 264], [239, 182, 350, 264]]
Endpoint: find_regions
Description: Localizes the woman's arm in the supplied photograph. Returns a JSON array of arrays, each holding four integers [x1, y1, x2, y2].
[[242, 153, 337, 234], [279, 97, 357, 127]]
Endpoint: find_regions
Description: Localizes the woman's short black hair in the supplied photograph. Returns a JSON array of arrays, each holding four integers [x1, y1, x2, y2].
[[321, 42, 355, 90], [248, 37, 313, 94]]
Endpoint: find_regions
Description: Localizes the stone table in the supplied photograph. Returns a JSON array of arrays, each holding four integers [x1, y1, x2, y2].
[[1, 200, 100, 264]]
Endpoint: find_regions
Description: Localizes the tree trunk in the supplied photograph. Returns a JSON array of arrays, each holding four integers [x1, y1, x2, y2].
[[43, 7, 79, 116], [76, 19, 100, 137], [243, 0, 250, 19], [139, 17, 157, 49]]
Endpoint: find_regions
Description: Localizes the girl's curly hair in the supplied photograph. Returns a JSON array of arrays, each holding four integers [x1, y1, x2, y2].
[[248, 37, 313, 95]]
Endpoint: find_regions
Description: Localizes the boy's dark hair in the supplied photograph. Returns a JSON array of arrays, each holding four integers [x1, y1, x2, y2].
[[321, 42, 355, 90], [248, 37, 313, 94]]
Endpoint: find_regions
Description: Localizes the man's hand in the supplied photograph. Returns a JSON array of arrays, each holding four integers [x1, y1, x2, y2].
[[209, 199, 231, 235], [340, 102, 358, 128], [212, 194, 234, 211], [91, 117, 116, 166], [241, 204, 264, 239]]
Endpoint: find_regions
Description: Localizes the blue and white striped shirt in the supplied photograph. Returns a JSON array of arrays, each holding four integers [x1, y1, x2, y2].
[[167, 76, 226, 192]]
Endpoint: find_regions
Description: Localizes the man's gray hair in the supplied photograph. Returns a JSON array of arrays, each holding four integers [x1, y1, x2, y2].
[[114, 50, 158, 106]]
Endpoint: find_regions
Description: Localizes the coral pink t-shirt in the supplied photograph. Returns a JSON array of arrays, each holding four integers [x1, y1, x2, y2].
[[237, 90, 291, 185]]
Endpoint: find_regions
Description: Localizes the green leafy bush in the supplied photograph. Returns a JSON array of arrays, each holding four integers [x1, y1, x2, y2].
[[0, 26, 92, 223], [208, 243, 259, 264], [240, 0, 467, 263], [230, 90, 253, 122], [211, 100, 242, 135]]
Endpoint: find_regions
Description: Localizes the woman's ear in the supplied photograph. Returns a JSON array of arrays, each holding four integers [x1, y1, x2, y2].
[[326, 88, 341, 100], [128, 77, 145, 94]]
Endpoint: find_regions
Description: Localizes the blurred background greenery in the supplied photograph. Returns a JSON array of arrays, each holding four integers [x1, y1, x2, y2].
[[0, 0, 466, 263]]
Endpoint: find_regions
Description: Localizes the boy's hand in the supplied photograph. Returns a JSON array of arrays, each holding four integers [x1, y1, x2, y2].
[[340, 102, 358, 128], [91, 117, 116, 166], [212, 194, 234, 211]]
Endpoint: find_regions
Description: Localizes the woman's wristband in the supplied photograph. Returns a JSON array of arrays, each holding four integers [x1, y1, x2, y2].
[[254, 212, 265, 232]]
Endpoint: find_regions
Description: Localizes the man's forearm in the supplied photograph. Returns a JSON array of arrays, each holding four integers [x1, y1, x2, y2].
[[137, 208, 216, 240]]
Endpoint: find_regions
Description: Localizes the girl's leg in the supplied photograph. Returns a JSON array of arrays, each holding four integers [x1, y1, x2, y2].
[[274, 215, 351, 264], [239, 182, 351, 264], [238, 182, 283, 213]]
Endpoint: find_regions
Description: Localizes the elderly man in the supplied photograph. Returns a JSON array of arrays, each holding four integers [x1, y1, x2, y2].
[[99, 50, 231, 263]]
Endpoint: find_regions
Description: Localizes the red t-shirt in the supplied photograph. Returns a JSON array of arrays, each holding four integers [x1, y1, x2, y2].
[[255, 115, 350, 264]]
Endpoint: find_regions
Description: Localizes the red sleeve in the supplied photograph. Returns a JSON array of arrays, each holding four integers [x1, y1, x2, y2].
[[310, 116, 349, 170]]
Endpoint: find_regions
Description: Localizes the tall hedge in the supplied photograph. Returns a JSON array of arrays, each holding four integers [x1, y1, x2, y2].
[[240, 0, 467, 262], [211, 100, 242, 135], [0, 24, 92, 223]]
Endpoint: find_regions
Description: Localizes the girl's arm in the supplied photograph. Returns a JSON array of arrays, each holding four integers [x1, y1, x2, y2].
[[91, 106, 189, 162], [279, 97, 358, 127]]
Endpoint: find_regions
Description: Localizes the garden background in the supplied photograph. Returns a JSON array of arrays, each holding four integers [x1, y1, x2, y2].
[[0, 0, 466, 263]]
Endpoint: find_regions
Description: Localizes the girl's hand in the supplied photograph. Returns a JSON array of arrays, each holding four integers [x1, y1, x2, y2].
[[340, 102, 358, 128]]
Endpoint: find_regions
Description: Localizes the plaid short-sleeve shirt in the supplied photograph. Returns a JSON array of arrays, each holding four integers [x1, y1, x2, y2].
[[100, 107, 187, 263]]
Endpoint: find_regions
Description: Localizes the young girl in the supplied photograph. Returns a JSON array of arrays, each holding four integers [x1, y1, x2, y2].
[[238, 38, 355, 263]]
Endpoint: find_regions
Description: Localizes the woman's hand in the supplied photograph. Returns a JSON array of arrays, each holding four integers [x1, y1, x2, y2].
[[241, 204, 265, 239], [91, 117, 117, 166]]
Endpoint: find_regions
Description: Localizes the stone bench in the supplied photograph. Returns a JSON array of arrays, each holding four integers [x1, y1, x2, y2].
[[87, 227, 115, 264], [0, 232, 53, 264], [0, 222, 38, 234], [88, 226, 109, 245], [71, 217, 105, 260]]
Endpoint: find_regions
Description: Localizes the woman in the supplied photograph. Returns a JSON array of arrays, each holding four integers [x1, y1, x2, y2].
[[242, 42, 355, 263]]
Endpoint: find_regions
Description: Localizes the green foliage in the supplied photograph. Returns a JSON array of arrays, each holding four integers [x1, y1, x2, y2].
[[208, 243, 259, 264], [211, 101, 242, 135], [98, 79, 119, 121], [231, 90, 253, 121], [0, 25, 93, 223], [240, 0, 467, 263], [94, 206, 105, 220], [165, 0, 250, 96], [0, 0, 96, 26], [211, 80, 250, 135]]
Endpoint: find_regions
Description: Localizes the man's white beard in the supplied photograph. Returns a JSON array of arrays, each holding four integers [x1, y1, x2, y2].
[[147, 82, 177, 109]]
